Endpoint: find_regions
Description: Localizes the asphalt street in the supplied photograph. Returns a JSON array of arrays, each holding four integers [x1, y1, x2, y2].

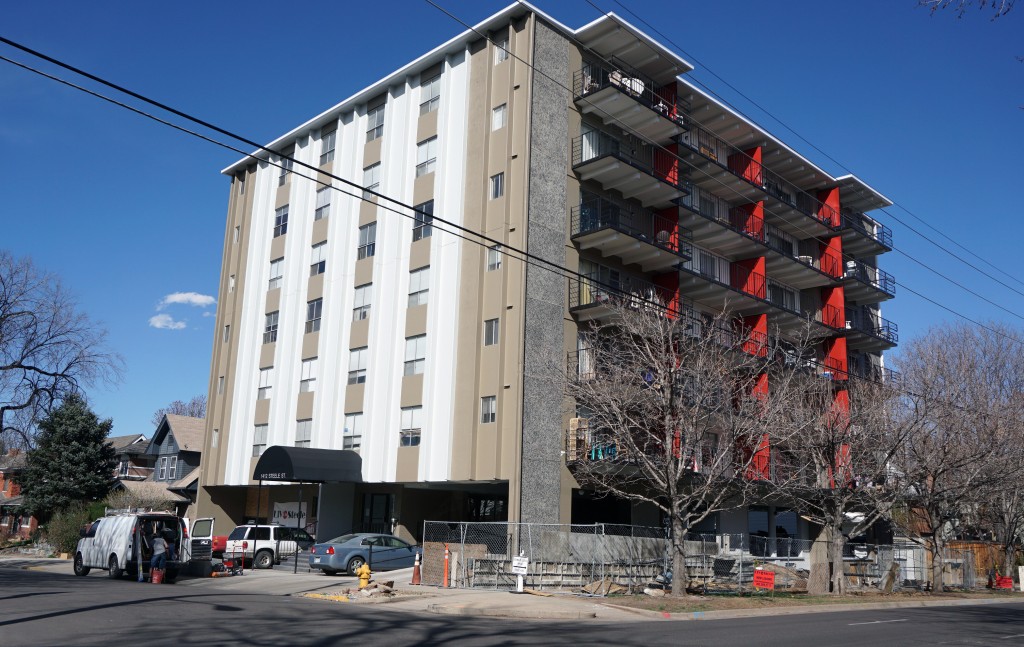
[[3, 566, 1024, 646]]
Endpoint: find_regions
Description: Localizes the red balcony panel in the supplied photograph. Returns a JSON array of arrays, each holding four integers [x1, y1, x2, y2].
[[655, 84, 679, 123], [823, 336, 849, 381], [728, 146, 763, 185], [656, 206, 682, 252], [740, 433, 771, 481], [829, 443, 853, 488], [654, 143, 680, 186], [729, 201, 765, 242], [818, 187, 841, 228], [819, 236, 844, 278], [654, 272, 681, 319], [739, 313, 769, 357], [820, 286, 846, 328], [732, 256, 767, 299]]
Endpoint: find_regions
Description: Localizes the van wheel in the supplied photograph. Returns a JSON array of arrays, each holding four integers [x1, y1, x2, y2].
[[107, 555, 123, 579], [73, 553, 90, 576], [254, 550, 274, 569]]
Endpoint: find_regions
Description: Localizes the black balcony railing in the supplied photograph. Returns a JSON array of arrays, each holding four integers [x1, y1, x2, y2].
[[572, 130, 689, 193], [848, 309, 899, 344], [848, 353, 900, 383], [573, 61, 690, 128], [569, 271, 665, 311], [844, 260, 896, 297], [841, 209, 893, 250], [678, 123, 839, 230], [572, 195, 692, 259]]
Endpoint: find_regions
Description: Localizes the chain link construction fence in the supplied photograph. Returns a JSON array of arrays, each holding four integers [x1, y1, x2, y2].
[[422, 521, 1005, 595]]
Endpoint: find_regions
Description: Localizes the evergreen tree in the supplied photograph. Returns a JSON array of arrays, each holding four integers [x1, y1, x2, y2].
[[17, 394, 116, 519]]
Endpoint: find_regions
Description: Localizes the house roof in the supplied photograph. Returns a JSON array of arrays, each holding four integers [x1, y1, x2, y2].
[[0, 451, 26, 471], [0, 493, 24, 508], [152, 415, 206, 453], [108, 433, 148, 452], [115, 479, 188, 503]]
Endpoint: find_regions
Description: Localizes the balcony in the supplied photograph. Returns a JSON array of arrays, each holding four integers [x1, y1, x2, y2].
[[677, 123, 839, 237], [573, 61, 688, 143], [572, 129, 689, 208], [572, 194, 692, 272], [840, 209, 893, 257], [679, 247, 766, 310], [842, 260, 895, 304], [569, 269, 671, 322], [848, 353, 900, 383], [677, 185, 838, 290], [845, 307, 898, 352]]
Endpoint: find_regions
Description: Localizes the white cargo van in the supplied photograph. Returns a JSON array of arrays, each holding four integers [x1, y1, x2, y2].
[[73, 511, 188, 582]]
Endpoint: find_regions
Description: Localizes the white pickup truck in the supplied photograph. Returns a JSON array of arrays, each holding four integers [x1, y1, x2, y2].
[[222, 524, 303, 569]]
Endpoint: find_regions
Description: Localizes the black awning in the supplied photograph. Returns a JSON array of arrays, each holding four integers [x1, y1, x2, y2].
[[252, 446, 362, 483]]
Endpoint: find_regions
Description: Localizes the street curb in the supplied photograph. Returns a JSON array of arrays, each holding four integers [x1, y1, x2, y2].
[[426, 603, 597, 620], [599, 595, 1024, 621]]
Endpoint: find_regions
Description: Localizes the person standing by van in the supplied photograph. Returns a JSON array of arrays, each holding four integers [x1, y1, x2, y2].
[[150, 531, 167, 578]]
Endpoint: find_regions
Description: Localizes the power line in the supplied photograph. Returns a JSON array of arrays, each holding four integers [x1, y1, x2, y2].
[[593, 0, 1024, 295]]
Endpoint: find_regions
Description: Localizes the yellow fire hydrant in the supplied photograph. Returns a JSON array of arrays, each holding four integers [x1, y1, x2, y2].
[[356, 562, 372, 589]]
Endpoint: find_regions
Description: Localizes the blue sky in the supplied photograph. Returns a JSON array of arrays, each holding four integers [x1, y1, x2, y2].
[[1, 1, 1021, 438]]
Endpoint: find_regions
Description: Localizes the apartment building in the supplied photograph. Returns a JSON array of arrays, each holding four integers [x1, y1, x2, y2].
[[197, 2, 894, 543]]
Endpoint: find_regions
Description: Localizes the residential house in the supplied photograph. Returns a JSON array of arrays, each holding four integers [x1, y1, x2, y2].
[[0, 449, 37, 540]]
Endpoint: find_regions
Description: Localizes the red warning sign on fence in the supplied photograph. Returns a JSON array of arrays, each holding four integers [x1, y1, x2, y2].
[[752, 568, 776, 590]]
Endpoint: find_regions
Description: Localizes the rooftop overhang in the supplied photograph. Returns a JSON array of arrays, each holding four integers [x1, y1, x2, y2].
[[253, 446, 363, 483], [573, 13, 693, 83], [835, 174, 893, 213]]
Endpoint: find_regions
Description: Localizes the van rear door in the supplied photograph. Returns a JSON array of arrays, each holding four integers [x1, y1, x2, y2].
[[190, 518, 215, 561]]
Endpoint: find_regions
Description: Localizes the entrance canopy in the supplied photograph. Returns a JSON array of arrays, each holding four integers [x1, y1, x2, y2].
[[253, 446, 362, 483]]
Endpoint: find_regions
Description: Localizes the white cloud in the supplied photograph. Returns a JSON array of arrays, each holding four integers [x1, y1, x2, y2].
[[149, 314, 187, 330], [158, 292, 216, 310], [202, 310, 216, 318]]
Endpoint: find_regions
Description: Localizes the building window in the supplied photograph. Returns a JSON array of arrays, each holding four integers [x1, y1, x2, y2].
[[490, 173, 504, 199], [419, 75, 441, 115], [157, 456, 167, 480], [218, 376, 224, 394], [486, 245, 502, 271], [366, 104, 385, 142], [263, 312, 279, 344], [344, 413, 363, 451], [229, 274, 235, 292], [237, 174, 245, 195], [258, 367, 273, 400], [400, 406, 422, 446], [295, 419, 312, 448], [167, 456, 177, 481], [358, 223, 377, 260], [278, 156, 293, 186], [305, 298, 323, 333], [233, 226, 240, 243], [223, 324, 231, 343], [348, 347, 368, 384], [481, 396, 496, 423], [268, 257, 283, 290], [363, 163, 381, 199], [353, 283, 372, 320], [300, 357, 318, 393], [494, 37, 509, 64], [320, 130, 336, 166], [253, 424, 268, 457], [404, 335, 426, 376], [212, 428, 219, 449], [416, 137, 437, 177], [484, 318, 499, 346], [492, 104, 507, 130], [314, 187, 331, 221], [408, 267, 429, 307], [273, 205, 289, 237], [413, 200, 434, 241], [310, 242, 327, 276]]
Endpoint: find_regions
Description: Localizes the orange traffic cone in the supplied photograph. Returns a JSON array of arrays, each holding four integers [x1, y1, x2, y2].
[[411, 552, 421, 585]]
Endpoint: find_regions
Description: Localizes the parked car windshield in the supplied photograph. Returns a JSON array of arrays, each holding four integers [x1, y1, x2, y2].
[[326, 534, 358, 544]]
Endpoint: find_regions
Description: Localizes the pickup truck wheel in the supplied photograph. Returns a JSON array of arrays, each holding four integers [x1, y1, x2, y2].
[[107, 555, 123, 579], [73, 553, 90, 576], [347, 556, 365, 575], [254, 550, 274, 570]]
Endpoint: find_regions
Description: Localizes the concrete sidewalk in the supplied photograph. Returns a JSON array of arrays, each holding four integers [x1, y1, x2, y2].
[[6, 557, 1024, 623]]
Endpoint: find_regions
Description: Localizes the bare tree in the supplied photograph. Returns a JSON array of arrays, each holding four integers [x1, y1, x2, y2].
[[563, 297, 822, 595], [150, 394, 207, 427], [105, 483, 179, 513], [772, 370, 914, 594], [888, 322, 1024, 591], [0, 251, 122, 448], [920, 0, 1015, 18]]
